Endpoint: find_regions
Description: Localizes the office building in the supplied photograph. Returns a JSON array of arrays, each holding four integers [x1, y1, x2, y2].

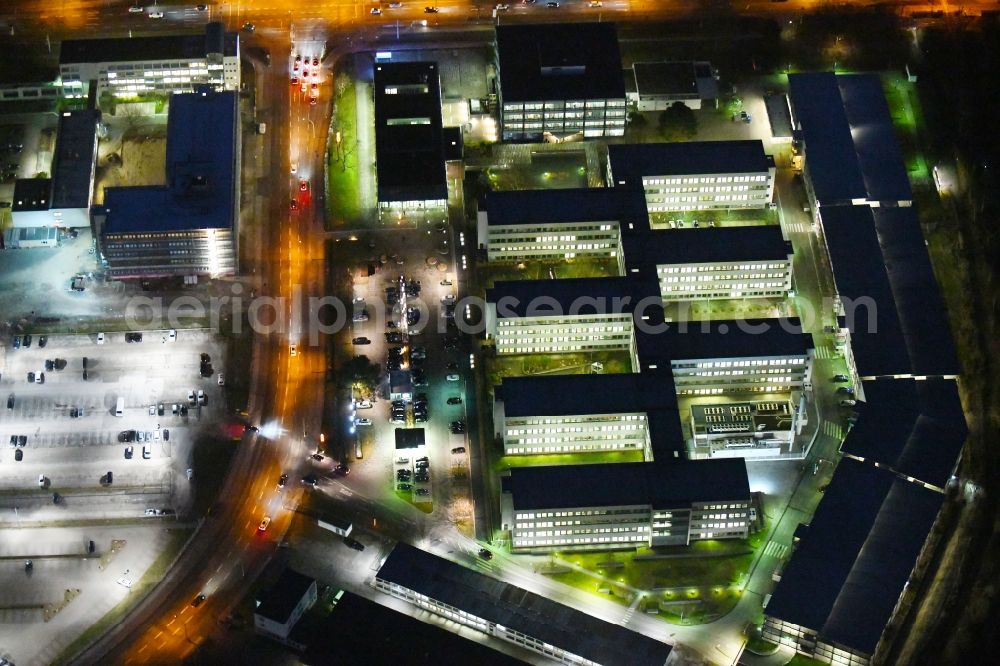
[[374, 62, 454, 212], [690, 400, 798, 460], [626, 61, 719, 111], [495, 23, 627, 142], [306, 591, 528, 666], [501, 459, 752, 551], [59, 22, 239, 98], [93, 88, 239, 279], [622, 226, 793, 302], [787, 72, 912, 209], [485, 276, 659, 357], [635, 318, 814, 395], [254, 569, 317, 643], [375, 542, 674, 666], [763, 459, 943, 666], [10, 110, 101, 229], [493, 372, 685, 460], [607, 141, 775, 213]]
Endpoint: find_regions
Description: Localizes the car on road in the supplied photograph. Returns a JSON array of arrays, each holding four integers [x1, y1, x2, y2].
[[289, 198, 299, 211], [278, 473, 288, 487], [446, 374, 460, 382], [218, 373, 225, 386], [451, 446, 466, 454], [310, 452, 324, 461], [289, 344, 298, 357], [148, 10, 164, 18], [344, 537, 365, 551], [588, 0, 602, 6], [355, 418, 373, 426], [370, 7, 381, 14], [302, 473, 319, 486], [832, 374, 849, 382], [299, 179, 309, 192], [546, 1, 559, 6], [424, 6, 438, 12], [478, 548, 493, 560], [495, 3, 509, 10], [192, 594, 207, 607], [837, 386, 855, 395], [352, 336, 371, 345], [258, 517, 271, 532], [446, 396, 462, 405], [334, 462, 350, 476], [356, 399, 373, 409], [125, 445, 134, 459], [128, 5, 145, 13], [145, 508, 157, 516]]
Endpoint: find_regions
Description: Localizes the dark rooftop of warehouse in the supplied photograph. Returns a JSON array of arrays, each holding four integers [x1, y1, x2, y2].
[[607, 141, 773, 186], [101, 89, 237, 233], [622, 226, 791, 269], [304, 591, 526, 666], [788, 72, 912, 205], [374, 61, 447, 204], [255, 569, 315, 624], [766, 458, 942, 656], [495, 23, 626, 103], [844, 378, 966, 490], [12, 178, 52, 212], [632, 61, 699, 97], [395, 428, 426, 450], [483, 187, 645, 226], [487, 276, 661, 318], [51, 109, 100, 209], [508, 459, 750, 511], [497, 372, 679, 418], [376, 542, 672, 666], [635, 317, 812, 368], [59, 23, 237, 64]]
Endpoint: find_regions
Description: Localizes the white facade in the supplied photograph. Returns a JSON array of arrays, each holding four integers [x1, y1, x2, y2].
[[669, 353, 813, 395], [497, 409, 651, 457], [488, 308, 635, 356], [639, 171, 775, 213], [656, 259, 792, 301], [253, 579, 317, 641], [477, 212, 621, 262], [97, 226, 237, 279], [62, 56, 239, 98], [690, 400, 798, 459], [501, 98, 627, 141], [506, 500, 751, 551]]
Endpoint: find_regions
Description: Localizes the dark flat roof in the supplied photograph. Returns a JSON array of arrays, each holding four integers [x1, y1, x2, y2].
[[508, 459, 750, 511], [820, 205, 911, 378], [635, 318, 813, 367], [495, 23, 626, 103], [487, 276, 661, 318], [305, 592, 527, 666], [788, 72, 912, 205], [873, 207, 960, 377], [377, 542, 672, 666], [633, 62, 698, 97], [374, 61, 447, 203], [12, 178, 51, 212], [102, 89, 237, 233], [483, 187, 644, 226], [608, 141, 773, 186], [395, 428, 426, 450], [59, 25, 237, 65], [51, 109, 100, 209], [497, 372, 678, 417], [255, 569, 314, 624], [623, 226, 791, 268], [765, 458, 942, 655], [844, 378, 966, 489], [787, 72, 867, 204]]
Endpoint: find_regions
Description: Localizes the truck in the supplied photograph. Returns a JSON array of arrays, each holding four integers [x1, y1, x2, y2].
[[257, 122, 267, 135]]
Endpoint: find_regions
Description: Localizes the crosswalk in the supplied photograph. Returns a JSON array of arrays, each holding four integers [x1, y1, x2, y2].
[[763, 541, 789, 560], [813, 345, 835, 360], [620, 595, 643, 625], [784, 221, 813, 234], [822, 420, 844, 440]]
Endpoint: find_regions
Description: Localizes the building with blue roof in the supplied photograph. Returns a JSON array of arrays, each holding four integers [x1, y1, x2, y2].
[[763, 457, 944, 665], [493, 372, 684, 459], [788, 72, 912, 208], [501, 459, 752, 550], [94, 88, 239, 279], [607, 141, 776, 214], [495, 23, 627, 142], [375, 542, 673, 666]]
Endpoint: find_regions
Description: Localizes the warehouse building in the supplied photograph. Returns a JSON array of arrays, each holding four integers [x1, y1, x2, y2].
[[622, 226, 793, 302], [254, 569, 317, 644], [59, 22, 239, 98], [10, 110, 101, 229], [689, 400, 798, 460], [493, 372, 684, 460], [495, 23, 627, 142], [787, 72, 912, 210], [625, 61, 719, 111], [375, 542, 674, 666], [93, 88, 239, 279], [373, 61, 455, 213], [607, 141, 775, 213], [634, 318, 814, 395], [501, 458, 751, 551], [485, 276, 659, 357]]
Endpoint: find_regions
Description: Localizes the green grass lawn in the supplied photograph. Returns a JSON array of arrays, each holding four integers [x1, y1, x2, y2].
[[787, 655, 830, 666], [649, 209, 778, 229], [480, 257, 621, 289], [745, 634, 780, 655], [496, 449, 645, 471], [327, 78, 362, 226], [485, 350, 636, 386]]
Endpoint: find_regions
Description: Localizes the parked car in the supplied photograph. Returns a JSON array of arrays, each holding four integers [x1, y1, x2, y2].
[[352, 337, 371, 345], [451, 446, 466, 454], [447, 396, 462, 405], [125, 446, 134, 459], [478, 548, 493, 560], [446, 374, 460, 382], [840, 399, 857, 407], [344, 537, 365, 551]]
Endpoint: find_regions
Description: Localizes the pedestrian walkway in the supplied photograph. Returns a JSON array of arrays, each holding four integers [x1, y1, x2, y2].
[[762, 541, 788, 560], [822, 419, 844, 440], [620, 594, 643, 625], [813, 345, 836, 360], [783, 221, 813, 234]]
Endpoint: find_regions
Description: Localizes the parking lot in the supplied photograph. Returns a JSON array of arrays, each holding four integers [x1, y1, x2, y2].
[[0, 329, 226, 524]]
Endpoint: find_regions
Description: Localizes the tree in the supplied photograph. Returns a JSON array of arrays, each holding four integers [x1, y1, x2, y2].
[[658, 102, 698, 142], [341, 355, 381, 395]]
